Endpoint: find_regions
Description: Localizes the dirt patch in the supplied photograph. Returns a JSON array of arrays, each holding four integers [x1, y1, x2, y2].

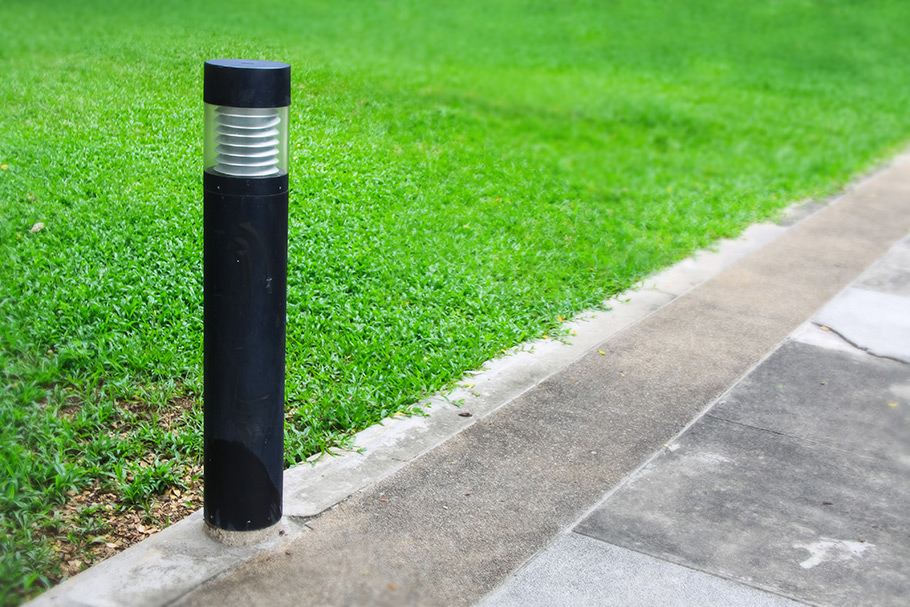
[[158, 397, 195, 430], [49, 396, 204, 583], [56, 395, 83, 419], [51, 468, 204, 582]]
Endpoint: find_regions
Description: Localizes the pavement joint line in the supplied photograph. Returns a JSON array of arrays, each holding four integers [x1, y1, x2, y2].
[[26, 148, 910, 607]]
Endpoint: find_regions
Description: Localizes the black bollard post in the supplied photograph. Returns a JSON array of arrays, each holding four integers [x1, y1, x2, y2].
[[202, 59, 290, 535]]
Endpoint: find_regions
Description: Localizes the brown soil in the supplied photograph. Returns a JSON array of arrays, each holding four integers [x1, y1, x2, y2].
[[51, 473, 203, 581], [49, 396, 204, 582]]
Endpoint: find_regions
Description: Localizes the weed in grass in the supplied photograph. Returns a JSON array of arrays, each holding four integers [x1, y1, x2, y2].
[[2, 0, 910, 604]]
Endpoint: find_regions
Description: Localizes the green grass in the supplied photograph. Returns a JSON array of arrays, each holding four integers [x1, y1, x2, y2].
[[3, 0, 910, 602]]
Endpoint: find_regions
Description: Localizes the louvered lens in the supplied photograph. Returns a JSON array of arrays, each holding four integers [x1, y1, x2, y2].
[[212, 106, 281, 177], [204, 104, 288, 178]]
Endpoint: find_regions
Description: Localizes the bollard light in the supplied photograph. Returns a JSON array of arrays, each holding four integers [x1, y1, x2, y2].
[[203, 59, 290, 535]]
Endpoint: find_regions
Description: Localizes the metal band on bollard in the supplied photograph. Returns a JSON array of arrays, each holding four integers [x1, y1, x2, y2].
[[202, 59, 290, 535]]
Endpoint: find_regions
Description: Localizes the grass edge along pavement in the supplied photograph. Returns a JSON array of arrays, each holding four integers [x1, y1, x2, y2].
[[3, 1, 910, 604]]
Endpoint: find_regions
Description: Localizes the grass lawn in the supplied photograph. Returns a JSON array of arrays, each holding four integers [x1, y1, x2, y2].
[[2, 0, 910, 602]]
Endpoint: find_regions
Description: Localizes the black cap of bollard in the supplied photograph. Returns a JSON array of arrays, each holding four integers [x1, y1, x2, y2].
[[204, 59, 291, 108]]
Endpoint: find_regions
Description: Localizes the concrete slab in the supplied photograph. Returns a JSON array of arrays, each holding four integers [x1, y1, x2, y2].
[[776, 201, 828, 227], [814, 288, 910, 363], [577, 346, 910, 607], [478, 534, 804, 607], [710, 340, 910, 465], [641, 199, 825, 297], [642, 222, 788, 296], [853, 236, 910, 297], [28, 512, 305, 607]]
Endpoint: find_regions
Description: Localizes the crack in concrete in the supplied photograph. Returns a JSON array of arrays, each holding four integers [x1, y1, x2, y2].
[[811, 322, 909, 365]]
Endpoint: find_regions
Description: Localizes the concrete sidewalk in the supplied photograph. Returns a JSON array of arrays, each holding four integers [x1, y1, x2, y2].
[[29, 153, 910, 607], [483, 238, 910, 607]]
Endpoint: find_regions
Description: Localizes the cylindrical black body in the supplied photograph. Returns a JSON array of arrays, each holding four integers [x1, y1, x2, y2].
[[203, 171, 288, 531]]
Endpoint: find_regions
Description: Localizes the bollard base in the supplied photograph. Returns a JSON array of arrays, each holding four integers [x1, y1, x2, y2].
[[203, 520, 283, 547]]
